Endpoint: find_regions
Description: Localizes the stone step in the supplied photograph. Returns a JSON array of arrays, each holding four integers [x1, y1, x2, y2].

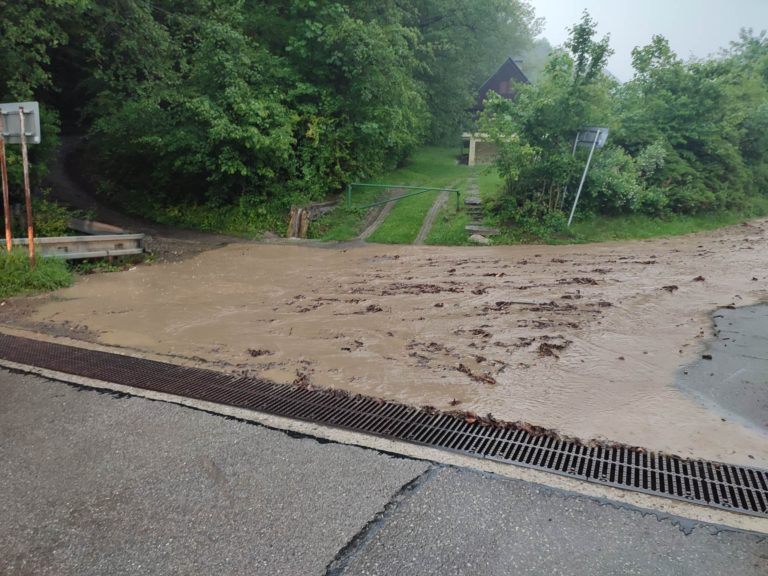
[[464, 197, 482, 206], [465, 224, 500, 236]]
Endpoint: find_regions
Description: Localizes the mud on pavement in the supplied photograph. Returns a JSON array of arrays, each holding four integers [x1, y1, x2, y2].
[[2, 219, 767, 467]]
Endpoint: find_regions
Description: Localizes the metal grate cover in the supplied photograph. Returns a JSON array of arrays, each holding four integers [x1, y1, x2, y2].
[[1, 333, 766, 518]]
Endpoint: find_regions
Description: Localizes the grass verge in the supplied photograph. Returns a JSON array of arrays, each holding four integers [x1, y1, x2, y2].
[[310, 147, 471, 242], [0, 249, 74, 298], [490, 196, 768, 245], [309, 187, 388, 241], [563, 200, 768, 243], [425, 165, 503, 245]]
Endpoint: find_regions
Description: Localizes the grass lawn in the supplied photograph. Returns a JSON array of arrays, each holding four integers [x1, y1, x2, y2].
[[489, 196, 768, 245], [0, 249, 73, 298], [310, 147, 473, 242], [561, 201, 768, 243], [425, 166, 503, 245], [308, 185, 389, 241]]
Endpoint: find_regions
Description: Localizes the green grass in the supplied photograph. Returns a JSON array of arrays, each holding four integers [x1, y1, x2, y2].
[[563, 201, 768, 243], [476, 168, 504, 204], [367, 188, 449, 243], [425, 208, 471, 245], [425, 165, 503, 245], [367, 147, 470, 244], [309, 186, 388, 241], [310, 146, 472, 242], [0, 249, 74, 298], [488, 195, 768, 245]]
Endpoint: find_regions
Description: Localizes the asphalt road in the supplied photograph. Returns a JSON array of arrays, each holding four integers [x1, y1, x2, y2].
[[1, 370, 766, 576], [677, 304, 768, 432]]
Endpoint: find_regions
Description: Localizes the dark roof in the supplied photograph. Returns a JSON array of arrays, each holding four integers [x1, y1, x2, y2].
[[474, 58, 530, 110]]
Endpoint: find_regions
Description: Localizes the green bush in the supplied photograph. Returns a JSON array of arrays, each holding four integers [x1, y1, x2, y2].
[[10, 193, 80, 238], [0, 249, 73, 298], [32, 193, 74, 237]]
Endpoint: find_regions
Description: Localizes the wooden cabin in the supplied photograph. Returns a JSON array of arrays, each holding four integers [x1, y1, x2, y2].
[[463, 58, 529, 166]]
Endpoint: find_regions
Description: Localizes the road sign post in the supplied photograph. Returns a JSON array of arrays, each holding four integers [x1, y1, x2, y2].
[[19, 107, 35, 268], [0, 101, 41, 267], [0, 114, 11, 252], [567, 126, 609, 227]]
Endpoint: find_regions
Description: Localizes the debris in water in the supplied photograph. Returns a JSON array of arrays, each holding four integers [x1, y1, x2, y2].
[[247, 348, 272, 357], [293, 371, 311, 387], [661, 285, 679, 293], [456, 363, 497, 385]]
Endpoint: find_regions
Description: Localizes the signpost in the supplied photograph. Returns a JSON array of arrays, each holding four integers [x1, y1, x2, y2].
[[0, 101, 40, 268], [0, 113, 10, 252], [567, 126, 608, 227]]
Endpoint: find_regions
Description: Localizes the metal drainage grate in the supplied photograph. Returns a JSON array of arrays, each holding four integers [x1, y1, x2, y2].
[[1, 333, 766, 518]]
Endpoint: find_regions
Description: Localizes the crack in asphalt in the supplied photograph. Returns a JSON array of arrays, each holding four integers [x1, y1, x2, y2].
[[323, 466, 442, 576]]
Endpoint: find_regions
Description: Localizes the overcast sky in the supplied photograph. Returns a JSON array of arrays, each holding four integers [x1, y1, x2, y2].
[[528, 0, 767, 80]]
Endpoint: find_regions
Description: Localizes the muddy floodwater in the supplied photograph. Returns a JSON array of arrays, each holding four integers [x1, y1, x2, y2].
[[3, 220, 768, 466]]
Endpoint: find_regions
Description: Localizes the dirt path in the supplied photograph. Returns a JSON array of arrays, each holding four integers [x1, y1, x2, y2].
[[414, 192, 449, 245], [42, 136, 251, 262], [357, 189, 402, 240], [4, 218, 767, 467]]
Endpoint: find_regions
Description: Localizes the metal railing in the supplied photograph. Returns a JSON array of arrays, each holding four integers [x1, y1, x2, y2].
[[347, 183, 460, 211]]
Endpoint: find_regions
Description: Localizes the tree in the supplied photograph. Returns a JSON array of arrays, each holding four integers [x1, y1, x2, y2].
[[480, 10, 614, 228]]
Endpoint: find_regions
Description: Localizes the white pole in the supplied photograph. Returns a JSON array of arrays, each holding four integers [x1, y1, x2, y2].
[[19, 107, 35, 269], [560, 132, 582, 210], [567, 130, 601, 227]]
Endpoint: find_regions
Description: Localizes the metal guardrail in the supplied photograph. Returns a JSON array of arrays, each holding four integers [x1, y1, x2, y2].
[[11, 231, 144, 260], [347, 183, 460, 211]]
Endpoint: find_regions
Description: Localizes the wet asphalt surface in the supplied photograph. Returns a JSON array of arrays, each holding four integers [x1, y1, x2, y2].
[[677, 304, 768, 433], [1, 370, 767, 576]]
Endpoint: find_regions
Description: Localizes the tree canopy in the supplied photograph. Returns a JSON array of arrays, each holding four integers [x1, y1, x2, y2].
[[0, 0, 536, 226], [481, 12, 768, 233]]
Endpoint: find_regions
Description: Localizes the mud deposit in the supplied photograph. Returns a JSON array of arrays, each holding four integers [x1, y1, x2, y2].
[[3, 220, 768, 466], [677, 305, 768, 434]]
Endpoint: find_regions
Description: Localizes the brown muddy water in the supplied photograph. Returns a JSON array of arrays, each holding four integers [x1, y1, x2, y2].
[[4, 220, 768, 466]]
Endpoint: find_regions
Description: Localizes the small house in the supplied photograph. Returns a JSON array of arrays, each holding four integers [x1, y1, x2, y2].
[[463, 58, 529, 166]]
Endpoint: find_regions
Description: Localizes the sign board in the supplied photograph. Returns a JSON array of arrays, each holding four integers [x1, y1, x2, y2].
[[576, 126, 609, 149], [0, 101, 41, 144]]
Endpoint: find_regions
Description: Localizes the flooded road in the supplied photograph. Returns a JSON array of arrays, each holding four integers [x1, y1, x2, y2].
[[4, 219, 768, 466]]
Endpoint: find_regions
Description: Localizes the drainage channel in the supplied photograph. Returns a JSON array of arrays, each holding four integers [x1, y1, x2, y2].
[[1, 333, 766, 518]]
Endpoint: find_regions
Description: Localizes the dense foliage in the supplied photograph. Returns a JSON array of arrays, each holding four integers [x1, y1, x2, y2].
[[481, 12, 768, 233], [0, 0, 536, 231]]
